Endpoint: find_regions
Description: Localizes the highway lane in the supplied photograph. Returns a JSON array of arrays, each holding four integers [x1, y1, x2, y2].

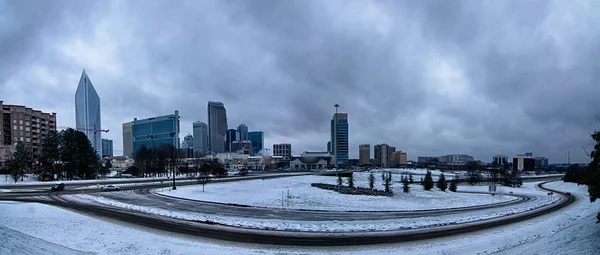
[[25, 181, 574, 246], [90, 188, 532, 221]]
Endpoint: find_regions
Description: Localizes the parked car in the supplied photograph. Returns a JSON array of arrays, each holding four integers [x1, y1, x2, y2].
[[101, 185, 120, 192], [565, 192, 572, 197], [50, 183, 65, 192]]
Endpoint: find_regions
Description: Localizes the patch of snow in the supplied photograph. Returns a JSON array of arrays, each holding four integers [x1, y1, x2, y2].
[[157, 173, 518, 212]]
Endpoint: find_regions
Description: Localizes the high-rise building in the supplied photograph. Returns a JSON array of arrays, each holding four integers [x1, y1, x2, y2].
[[535, 157, 549, 169], [208, 101, 227, 154], [359, 144, 370, 166], [374, 143, 390, 167], [492, 155, 509, 166], [388, 146, 396, 168], [248, 131, 264, 156], [237, 124, 248, 141], [75, 70, 102, 156], [327, 141, 331, 153], [226, 129, 240, 152], [330, 113, 349, 166], [0, 101, 56, 166], [131, 111, 180, 156], [273, 143, 292, 159], [514, 153, 535, 172], [192, 121, 208, 155], [393, 151, 407, 167], [122, 122, 133, 157], [181, 133, 193, 149], [101, 139, 113, 158]]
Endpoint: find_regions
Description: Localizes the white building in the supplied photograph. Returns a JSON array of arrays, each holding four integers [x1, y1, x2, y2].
[[289, 151, 332, 171]]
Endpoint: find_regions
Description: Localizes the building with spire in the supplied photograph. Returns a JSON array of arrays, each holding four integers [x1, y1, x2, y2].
[[75, 69, 102, 156]]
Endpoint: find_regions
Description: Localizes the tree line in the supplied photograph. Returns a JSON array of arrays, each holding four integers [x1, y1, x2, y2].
[[4, 128, 100, 182]]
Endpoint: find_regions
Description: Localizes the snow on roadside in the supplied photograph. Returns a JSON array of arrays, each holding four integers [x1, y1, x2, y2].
[[70, 187, 558, 233], [157, 173, 518, 212]]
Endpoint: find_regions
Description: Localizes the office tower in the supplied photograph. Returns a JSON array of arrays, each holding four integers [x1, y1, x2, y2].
[[226, 128, 240, 152], [359, 144, 370, 166], [75, 69, 102, 156], [122, 122, 133, 157], [207, 101, 227, 154], [248, 131, 264, 156], [330, 113, 349, 166], [131, 111, 180, 156], [181, 133, 193, 149], [237, 124, 248, 141], [101, 139, 113, 158], [273, 143, 292, 159], [192, 121, 208, 155]]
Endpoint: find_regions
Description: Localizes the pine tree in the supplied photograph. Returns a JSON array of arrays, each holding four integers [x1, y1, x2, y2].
[[10, 142, 31, 183], [409, 174, 414, 184], [580, 129, 600, 223], [449, 179, 458, 192], [437, 173, 448, 191], [402, 176, 410, 193], [368, 172, 375, 190], [423, 170, 434, 190], [383, 172, 393, 193], [337, 174, 343, 187], [381, 172, 386, 182], [347, 174, 354, 188]]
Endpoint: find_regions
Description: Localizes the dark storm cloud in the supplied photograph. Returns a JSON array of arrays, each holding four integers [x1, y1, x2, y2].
[[1, 0, 598, 162]]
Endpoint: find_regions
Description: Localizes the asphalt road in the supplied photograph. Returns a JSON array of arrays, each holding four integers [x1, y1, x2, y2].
[[20, 181, 573, 246]]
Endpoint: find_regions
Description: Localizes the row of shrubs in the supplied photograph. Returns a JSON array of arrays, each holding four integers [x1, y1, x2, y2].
[[311, 183, 392, 197]]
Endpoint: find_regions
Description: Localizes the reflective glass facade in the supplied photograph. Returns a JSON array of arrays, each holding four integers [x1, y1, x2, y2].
[[208, 102, 227, 154], [192, 121, 208, 155], [131, 111, 180, 156], [75, 70, 102, 156], [330, 113, 349, 165], [248, 131, 263, 156]]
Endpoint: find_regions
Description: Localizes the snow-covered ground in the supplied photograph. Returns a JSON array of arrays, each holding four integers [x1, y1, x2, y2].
[[156, 173, 516, 211], [1, 181, 597, 255]]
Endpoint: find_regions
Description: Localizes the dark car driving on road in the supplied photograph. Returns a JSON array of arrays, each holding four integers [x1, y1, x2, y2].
[[50, 183, 65, 192]]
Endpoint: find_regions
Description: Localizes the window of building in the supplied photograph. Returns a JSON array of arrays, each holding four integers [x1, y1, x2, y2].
[[12, 120, 16, 124], [13, 125, 17, 130], [25, 122, 30, 126], [20, 126, 23, 130], [26, 138, 30, 142], [13, 137, 17, 142], [25, 116, 29, 120], [26, 132, 30, 137], [25, 127, 30, 132], [20, 131, 24, 136], [20, 137, 23, 141], [19, 120, 23, 124]]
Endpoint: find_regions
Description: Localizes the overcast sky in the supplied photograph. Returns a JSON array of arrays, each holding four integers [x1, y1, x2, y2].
[[1, 0, 599, 163]]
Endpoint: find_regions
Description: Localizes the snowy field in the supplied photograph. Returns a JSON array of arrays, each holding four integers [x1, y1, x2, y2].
[[1, 181, 597, 255], [156, 173, 517, 212]]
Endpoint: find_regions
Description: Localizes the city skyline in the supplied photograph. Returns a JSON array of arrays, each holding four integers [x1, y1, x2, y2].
[[2, 1, 599, 163]]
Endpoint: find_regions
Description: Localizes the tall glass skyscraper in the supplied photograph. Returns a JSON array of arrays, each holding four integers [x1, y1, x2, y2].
[[192, 121, 208, 155], [330, 113, 349, 166], [75, 70, 102, 156], [207, 101, 227, 154], [248, 131, 264, 156]]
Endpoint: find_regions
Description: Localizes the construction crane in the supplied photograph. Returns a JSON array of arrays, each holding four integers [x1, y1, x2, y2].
[[57, 125, 109, 155]]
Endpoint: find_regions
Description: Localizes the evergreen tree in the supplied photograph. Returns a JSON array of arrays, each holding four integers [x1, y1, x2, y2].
[[580, 129, 600, 223], [347, 174, 354, 188], [11, 142, 31, 183], [381, 172, 386, 182], [437, 173, 448, 191], [368, 172, 375, 190], [39, 131, 60, 173], [449, 179, 458, 192], [402, 176, 410, 193], [423, 170, 434, 190], [383, 172, 393, 193], [337, 174, 343, 187], [409, 174, 414, 184], [420, 176, 424, 185]]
